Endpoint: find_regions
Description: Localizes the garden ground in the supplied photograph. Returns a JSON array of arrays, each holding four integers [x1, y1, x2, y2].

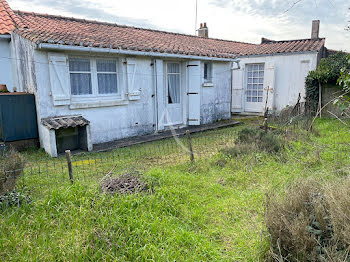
[[1, 118, 350, 261]]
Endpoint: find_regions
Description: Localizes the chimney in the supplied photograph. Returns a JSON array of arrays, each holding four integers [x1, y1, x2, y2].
[[311, 20, 320, 39], [198, 22, 208, 38]]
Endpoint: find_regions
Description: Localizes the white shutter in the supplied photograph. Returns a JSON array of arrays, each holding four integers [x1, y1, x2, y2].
[[187, 60, 201, 125], [48, 53, 70, 106], [155, 59, 165, 131], [263, 62, 275, 111], [126, 57, 141, 100], [231, 68, 244, 112]]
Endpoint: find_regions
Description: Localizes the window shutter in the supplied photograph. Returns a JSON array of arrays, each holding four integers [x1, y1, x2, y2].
[[48, 53, 70, 106], [155, 59, 165, 131], [187, 60, 201, 125], [263, 62, 275, 111], [231, 68, 244, 112], [126, 57, 141, 100]]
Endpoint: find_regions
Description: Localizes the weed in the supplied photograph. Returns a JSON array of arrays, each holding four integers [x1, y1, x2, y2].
[[0, 149, 25, 194], [221, 126, 283, 157], [266, 178, 350, 261]]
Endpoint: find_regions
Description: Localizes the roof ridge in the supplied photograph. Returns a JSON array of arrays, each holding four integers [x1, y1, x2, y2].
[[261, 38, 326, 45], [14, 10, 258, 46]]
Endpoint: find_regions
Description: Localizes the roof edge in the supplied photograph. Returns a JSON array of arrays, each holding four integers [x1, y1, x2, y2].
[[238, 50, 320, 58], [260, 37, 326, 45], [37, 43, 239, 62]]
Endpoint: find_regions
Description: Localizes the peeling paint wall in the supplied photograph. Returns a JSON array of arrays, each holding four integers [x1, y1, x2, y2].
[[200, 62, 232, 124], [11, 33, 37, 93], [0, 38, 14, 91]]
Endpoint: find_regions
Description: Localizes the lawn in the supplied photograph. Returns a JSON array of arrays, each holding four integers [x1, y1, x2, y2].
[[1, 119, 349, 261]]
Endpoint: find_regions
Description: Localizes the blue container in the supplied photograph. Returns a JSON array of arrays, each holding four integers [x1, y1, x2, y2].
[[0, 93, 38, 142]]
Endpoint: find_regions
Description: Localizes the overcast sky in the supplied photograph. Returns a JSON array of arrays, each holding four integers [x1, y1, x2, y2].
[[8, 0, 350, 51]]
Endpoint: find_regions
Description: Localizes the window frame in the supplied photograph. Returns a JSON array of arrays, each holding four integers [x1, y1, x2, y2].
[[69, 58, 93, 96], [68, 57, 121, 100], [166, 62, 181, 104], [203, 62, 213, 83]]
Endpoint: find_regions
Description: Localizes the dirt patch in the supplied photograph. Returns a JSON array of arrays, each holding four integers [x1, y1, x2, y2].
[[100, 173, 148, 195]]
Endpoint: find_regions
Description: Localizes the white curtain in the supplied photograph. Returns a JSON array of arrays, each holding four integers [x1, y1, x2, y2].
[[97, 60, 118, 94], [167, 63, 180, 104], [69, 58, 92, 95]]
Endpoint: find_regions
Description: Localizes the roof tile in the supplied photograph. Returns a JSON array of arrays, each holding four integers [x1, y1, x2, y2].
[[1, 0, 325, 58]]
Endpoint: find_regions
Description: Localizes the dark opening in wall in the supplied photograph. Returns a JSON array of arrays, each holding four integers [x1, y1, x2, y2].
[[55, 126, 88, 154]]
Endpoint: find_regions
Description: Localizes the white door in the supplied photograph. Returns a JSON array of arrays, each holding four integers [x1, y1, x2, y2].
[[165, 62, 183, 126], [231, 69, 244, 112], [244, 64, 265, 113], [187, 61, 201, 125]]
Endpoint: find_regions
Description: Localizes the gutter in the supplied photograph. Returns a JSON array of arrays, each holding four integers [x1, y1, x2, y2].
[[0, 34, 11, 41], [37, 43, 239, 62]]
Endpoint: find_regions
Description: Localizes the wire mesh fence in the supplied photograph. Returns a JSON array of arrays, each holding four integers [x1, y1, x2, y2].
[[1, 126, 239, 203], [2, 118, 350, 211]]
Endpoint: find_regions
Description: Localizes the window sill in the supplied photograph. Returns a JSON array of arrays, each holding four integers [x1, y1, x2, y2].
[[202, 82, 214, 87], [69, 99, 129, 109]]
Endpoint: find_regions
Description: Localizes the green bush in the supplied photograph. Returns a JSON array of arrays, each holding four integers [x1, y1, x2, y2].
[[305, 52, 350, 113]]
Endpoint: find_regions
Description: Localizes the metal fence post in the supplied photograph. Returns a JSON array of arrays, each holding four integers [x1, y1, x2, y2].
[[186, 130, 194, 162], [65, 150, 74, 184]]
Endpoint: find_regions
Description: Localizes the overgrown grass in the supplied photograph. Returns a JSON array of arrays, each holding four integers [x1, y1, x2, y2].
[[0, 119, 350, 261]]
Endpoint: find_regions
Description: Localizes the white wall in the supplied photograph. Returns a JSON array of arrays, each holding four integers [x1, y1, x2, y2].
[[34, 51, 156, 147], [0, 38, 14, 92], [201, 61, 232, 124], [236, 52, 318, 113]]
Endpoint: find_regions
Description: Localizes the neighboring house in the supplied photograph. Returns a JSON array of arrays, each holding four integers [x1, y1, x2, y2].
[[0, 0, 327, 157], [232, 22, 326, 114]]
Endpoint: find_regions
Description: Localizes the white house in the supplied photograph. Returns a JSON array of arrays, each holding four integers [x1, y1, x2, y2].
[[0, 0, 326, 157]]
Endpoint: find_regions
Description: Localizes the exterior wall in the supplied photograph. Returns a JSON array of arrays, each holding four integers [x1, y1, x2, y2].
[[0, 37, 14, 92], [237, 52, 318, 113], [34, 50, 156, 148], [200, 61, 231, 124], [10, 34, 233, 156], [11, 33, 37, 93]]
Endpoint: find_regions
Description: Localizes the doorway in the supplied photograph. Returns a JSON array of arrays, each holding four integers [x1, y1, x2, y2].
[[244, 64, 265, 113]]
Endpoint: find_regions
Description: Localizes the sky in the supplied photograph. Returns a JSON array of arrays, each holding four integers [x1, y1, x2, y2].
[[8, 0, 350, 51]]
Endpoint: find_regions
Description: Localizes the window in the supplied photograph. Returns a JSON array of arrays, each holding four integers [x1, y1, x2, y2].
[[167, 63, 180, 104], [204, 63, 212, 82], [69, 58, 92, 95], [69, 58, 119, 96], [246, 64, 264, 102], [97, 60, 118, 94]]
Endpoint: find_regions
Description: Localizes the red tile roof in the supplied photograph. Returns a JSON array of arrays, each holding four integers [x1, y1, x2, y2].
[[1, 0, 325, 58], [13, 11, 256, 59], [0, 0, 23, 34], [241, 38, 326, 56]]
